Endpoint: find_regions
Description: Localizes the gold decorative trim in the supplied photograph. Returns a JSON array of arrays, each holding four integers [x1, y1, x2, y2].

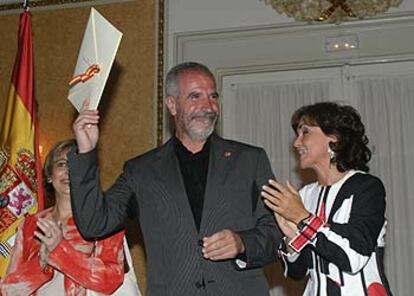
[[0, 0, 99, 11], [156, 0, 164, 146], [0, 148, 9, 172]]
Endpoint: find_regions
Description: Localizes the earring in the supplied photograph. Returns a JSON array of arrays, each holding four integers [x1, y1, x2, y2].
[[328, 147, 336, 161]]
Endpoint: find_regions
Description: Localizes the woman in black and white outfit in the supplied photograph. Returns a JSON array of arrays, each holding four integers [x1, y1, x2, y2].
[[262, 102, 392, 295]]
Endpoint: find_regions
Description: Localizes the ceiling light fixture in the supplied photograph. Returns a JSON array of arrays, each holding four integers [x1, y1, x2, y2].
[[263, 0, 403, 23]]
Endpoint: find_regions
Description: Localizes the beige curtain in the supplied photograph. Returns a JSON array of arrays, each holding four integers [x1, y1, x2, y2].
[[221, 62, 414, 296]]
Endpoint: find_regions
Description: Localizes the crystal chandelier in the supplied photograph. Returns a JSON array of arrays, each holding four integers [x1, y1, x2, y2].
[[263, 0, 403, 23]]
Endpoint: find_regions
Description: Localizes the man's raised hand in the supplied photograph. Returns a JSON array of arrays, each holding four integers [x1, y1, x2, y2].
[[72, 99, 100, 153]]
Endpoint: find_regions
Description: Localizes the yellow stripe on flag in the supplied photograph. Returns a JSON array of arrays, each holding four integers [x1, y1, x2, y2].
[[1, 85, 35, 166]]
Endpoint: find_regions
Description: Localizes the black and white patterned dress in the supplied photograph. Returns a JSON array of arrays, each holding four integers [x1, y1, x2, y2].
[[280, 170, 392, 295]]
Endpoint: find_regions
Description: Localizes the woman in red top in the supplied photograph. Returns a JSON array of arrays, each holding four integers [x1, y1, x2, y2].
[[0, 139, 124, 296]]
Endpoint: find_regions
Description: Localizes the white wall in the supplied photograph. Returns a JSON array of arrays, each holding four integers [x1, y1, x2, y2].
[[164, 0, 414, 140], [166, 0, 414, 69], [164, 1, 414, 295]]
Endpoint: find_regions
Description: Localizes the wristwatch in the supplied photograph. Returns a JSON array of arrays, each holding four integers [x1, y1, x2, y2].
[[297, 213, 312, 232]]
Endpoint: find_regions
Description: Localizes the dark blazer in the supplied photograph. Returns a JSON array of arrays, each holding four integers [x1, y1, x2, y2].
[[68, 134, 282, 296]]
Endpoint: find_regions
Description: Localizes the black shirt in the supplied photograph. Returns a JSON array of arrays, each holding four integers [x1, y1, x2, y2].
[[173, 136, 210, 231]]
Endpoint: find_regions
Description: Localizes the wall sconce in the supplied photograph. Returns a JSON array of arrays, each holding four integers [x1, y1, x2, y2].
[[325, 34, 358, 52]]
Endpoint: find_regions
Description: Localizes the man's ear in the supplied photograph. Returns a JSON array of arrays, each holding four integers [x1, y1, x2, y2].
[[165, 96, 177, 116]]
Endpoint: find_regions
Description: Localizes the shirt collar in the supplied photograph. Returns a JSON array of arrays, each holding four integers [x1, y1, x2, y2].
[[173, 135, 211, 161]]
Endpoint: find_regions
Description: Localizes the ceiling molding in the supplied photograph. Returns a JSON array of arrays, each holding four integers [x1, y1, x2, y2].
[[174, 12, 414, 72]]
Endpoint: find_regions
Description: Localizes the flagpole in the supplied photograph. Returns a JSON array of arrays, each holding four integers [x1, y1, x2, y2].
[[23, 0, 29, 11]]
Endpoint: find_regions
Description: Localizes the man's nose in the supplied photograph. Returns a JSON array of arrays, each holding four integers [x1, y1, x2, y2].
[[200, 96, 217, 111]]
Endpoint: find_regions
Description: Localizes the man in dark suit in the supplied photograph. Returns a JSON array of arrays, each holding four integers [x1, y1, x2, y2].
[[68, 62, 282, 295]]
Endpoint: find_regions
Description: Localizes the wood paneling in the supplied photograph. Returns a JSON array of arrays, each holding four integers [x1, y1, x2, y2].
[[0, 1, 156, 292]]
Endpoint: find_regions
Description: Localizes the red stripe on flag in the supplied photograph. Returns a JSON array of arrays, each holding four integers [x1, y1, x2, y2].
[[11, 12, 34, 120], [13, 12, 43, 210]]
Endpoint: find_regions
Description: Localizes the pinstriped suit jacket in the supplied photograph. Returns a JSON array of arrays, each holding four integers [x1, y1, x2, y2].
[[69, 134, 282, 296]]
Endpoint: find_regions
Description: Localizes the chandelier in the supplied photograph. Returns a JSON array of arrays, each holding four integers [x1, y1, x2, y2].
[[263, 0, 403, 23]]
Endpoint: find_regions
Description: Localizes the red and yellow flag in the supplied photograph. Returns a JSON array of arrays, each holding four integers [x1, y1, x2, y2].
[[0, 11, 43, 277]]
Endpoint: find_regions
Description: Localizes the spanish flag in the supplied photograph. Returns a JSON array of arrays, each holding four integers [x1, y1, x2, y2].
[[0, 11, 43, 277]]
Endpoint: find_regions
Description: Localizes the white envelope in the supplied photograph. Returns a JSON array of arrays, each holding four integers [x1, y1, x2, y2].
[[68, 7, 123, 111]]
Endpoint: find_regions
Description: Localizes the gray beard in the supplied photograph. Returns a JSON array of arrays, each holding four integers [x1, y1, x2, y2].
[[184, 111, 218, 141], [187, 121, 216, 141]]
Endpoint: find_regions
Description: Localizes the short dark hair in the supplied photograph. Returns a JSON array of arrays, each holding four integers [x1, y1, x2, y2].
[[291, 102, 371, 172], [165, 62, 215, 97], [43, 139, 75, 198]]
